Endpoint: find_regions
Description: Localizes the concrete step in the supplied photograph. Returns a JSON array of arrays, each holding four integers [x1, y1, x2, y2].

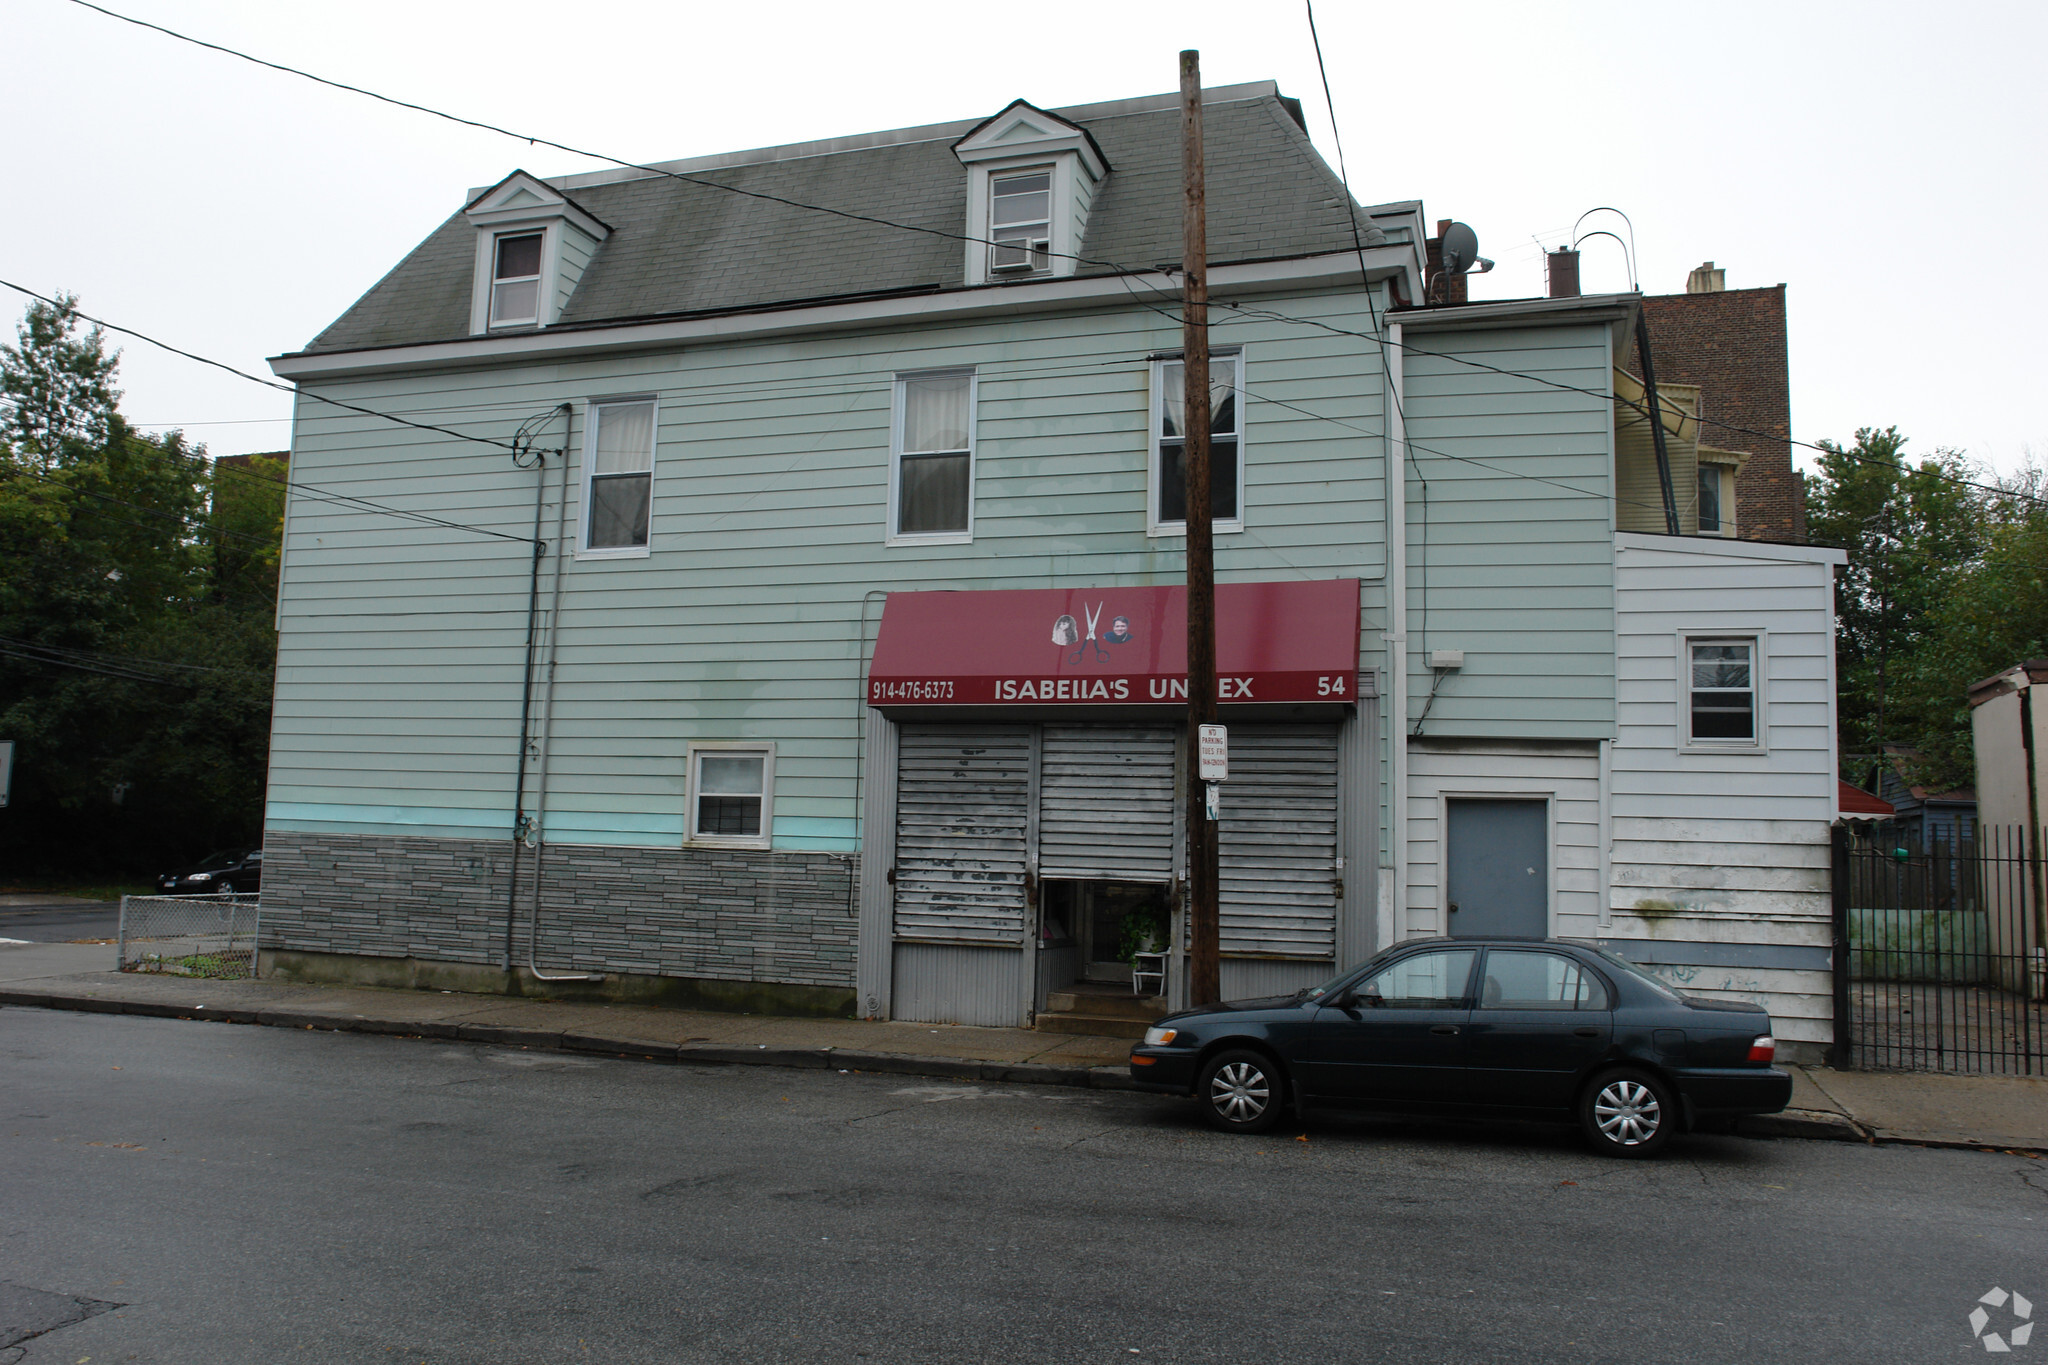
[[1043, 991, 1169, 1021], [1035, 1011, 1151, 1039]]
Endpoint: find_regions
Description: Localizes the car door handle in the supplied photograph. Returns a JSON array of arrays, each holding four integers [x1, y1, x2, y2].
[[1430, 1024, 1459, 1036], [1573, 1027, 1600, 1038]]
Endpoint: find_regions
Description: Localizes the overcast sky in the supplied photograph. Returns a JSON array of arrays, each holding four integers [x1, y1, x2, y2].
[[5, 0, 2043, 475]]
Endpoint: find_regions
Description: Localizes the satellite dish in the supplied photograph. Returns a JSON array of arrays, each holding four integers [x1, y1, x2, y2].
[[1440, 221, 1480, 275]]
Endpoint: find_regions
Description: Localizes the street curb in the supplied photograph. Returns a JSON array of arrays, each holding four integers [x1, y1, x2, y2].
[[7, 990, 1918, 1120], [1736, 1108, 1872, 1143], [0, 987, 1141, 1092]]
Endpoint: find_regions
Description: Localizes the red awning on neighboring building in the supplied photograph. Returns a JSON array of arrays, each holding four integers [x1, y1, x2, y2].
[[868, 579, 1361, 707], [1838, 780, 1895, 818]]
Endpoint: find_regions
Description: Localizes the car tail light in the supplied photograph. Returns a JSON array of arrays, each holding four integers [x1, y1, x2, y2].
[[1746, 1035, 1775, 1063]]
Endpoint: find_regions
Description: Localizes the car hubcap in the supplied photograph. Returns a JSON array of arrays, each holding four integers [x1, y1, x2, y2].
[[1594, 1080, 1662, 1145], [1210, 1061, 1269, 1122]]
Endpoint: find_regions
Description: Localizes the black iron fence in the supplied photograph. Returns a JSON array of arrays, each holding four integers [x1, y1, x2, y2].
[[1833, 822, 2045, 1074]]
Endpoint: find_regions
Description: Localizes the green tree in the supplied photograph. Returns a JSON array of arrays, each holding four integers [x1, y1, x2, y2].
[[0, 295, 279, 878], [1808, 427, 1984, 786], [0, 292, 120, 469], [1810, 428, 2048, 792], [1895, 460, 2048, 783]]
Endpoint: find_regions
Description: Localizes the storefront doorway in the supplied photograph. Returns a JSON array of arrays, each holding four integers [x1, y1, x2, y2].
[[1040, 879, 1171, 989]]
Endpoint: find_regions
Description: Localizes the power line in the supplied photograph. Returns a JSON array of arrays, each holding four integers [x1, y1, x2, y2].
[[67, 0, 1171, 282], [54, 0, 1701, 537], [1214, 296, 2048, 511], [1305, 0, 1434, 698], [2, 462, 275, 546], [72, 0, 2029, 524], [0, 278, 516, 456], [0, 633, 262, 678], [0, 280, 543, 545]]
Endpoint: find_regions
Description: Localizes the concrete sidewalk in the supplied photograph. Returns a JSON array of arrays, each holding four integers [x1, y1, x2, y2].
[[2, 941, 2043, 1148]]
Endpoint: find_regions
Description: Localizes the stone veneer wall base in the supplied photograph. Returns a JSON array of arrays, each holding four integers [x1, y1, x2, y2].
[[260, 829, 859, 1011]]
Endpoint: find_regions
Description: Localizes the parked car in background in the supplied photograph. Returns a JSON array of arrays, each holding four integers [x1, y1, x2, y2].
[[1127, 937, 1791, 1157], [154, 848, 262, 896]]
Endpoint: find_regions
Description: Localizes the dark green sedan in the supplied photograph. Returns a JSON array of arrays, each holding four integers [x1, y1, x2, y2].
[[1127, 937, 1791, 1157]]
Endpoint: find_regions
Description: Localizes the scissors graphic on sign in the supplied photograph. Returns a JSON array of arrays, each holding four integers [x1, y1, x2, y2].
[[1068, 601, 1109, 664]]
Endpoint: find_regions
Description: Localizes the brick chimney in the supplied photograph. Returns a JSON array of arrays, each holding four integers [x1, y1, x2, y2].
[[1546, 247, 1581, 299], [1686, 261, 1726, 293]]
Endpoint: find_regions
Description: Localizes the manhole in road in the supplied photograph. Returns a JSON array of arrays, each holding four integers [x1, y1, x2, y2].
[[0, 1280, 121, 1352]]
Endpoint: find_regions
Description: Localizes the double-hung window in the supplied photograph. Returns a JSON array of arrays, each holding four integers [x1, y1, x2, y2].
[[1686, 636, 1760, 746], [890, 370, 975, 541], [490, 232, 544, 327], [1696, 461, 1737, 536], [583, 399, 655, 554], [1151, 351, 1242, 534], [687, 743, 774, 847], [989, 169, 1052, 274], [1696, 464, 1723, 535]]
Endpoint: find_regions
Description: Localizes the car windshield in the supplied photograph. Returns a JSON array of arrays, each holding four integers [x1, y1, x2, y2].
[[1299, 951, 1393, 1003], [1580, 944, 1682, 1003], [191, 849, 243, 871]]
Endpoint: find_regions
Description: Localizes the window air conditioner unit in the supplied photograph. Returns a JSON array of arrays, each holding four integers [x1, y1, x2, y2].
[[991, 238, 1050, 273]]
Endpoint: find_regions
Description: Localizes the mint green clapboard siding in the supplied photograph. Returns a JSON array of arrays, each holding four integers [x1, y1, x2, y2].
[[555, 225, 598, 320], [268, 286, 1394, 851], [1399, 324, 1615, 738]]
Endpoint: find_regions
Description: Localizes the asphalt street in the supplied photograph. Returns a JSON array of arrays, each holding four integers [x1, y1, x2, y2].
[[0, 902, 118, 944], [2, 1008, 2041, 1364]]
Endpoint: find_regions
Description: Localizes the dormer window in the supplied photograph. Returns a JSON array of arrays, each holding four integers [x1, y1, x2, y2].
[[989, 170, 1052, 274], [490, 233, 545, 327], [953, 100, 1109, 288], [463, 171, 611, 336]]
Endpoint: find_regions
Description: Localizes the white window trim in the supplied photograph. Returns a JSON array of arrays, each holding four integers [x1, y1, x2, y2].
[[470, 222, 562, 334], [886, 367, 977, 547], [576, 395, 658, 561], [1148, 347, 1247, 538], [487, 230, 547, 328], [1678, 630, 1768, 754], [1433, 791, 1557, 939], [962, 154, 1080, 286], [986, 164, 1056, 278], [685, 741, 776, 849]]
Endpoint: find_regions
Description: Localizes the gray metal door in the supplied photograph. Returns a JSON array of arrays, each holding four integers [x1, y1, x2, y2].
[[1219, 724, 1341, 958], [1038, 725, 1176, 881], [893, 726, 1031, 943], [1445, 798, 1548, 938]]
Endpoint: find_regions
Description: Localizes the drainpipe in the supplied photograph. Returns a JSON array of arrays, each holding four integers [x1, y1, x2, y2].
[[1385, 321, 1409, 950], [503, 429, 551, 971], [527, 414, 601, 982]]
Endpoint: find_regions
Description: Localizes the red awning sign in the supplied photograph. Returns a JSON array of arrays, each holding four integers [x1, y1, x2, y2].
[[867, 580, 1360, 707]]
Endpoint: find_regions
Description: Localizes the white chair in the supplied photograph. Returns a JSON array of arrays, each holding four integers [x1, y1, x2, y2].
[[1131, 950, 1167, 996]]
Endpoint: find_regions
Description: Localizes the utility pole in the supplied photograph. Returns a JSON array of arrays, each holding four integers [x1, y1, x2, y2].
[[1181, 49, 1221, 1007]]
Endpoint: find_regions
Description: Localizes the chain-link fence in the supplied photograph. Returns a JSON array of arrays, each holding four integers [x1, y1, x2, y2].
[[117, 894, 261, 979]]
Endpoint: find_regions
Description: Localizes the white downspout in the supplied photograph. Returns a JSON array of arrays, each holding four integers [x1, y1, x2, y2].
[[1384, 320, 1409, 949]]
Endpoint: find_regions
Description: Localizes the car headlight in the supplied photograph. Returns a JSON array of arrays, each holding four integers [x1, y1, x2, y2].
[[1141, 1025, 1179, 1046], [187, 872, 215, 881]]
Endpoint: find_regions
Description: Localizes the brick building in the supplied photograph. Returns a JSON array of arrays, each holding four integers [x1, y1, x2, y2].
[[1625, 265, 1805, 542]]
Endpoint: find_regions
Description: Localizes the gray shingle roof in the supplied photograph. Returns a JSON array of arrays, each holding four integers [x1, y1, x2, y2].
[[300, 91, 1364, 356]]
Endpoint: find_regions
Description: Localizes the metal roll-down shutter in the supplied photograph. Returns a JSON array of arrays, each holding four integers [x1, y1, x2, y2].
[[1037, 725, 1177, 882], [1219, 724, 1341, 957], [892, 726, 1031, 943]]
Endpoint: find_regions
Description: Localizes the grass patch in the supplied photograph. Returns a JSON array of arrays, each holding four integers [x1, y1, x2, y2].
[[127, 951, 253, 980]]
